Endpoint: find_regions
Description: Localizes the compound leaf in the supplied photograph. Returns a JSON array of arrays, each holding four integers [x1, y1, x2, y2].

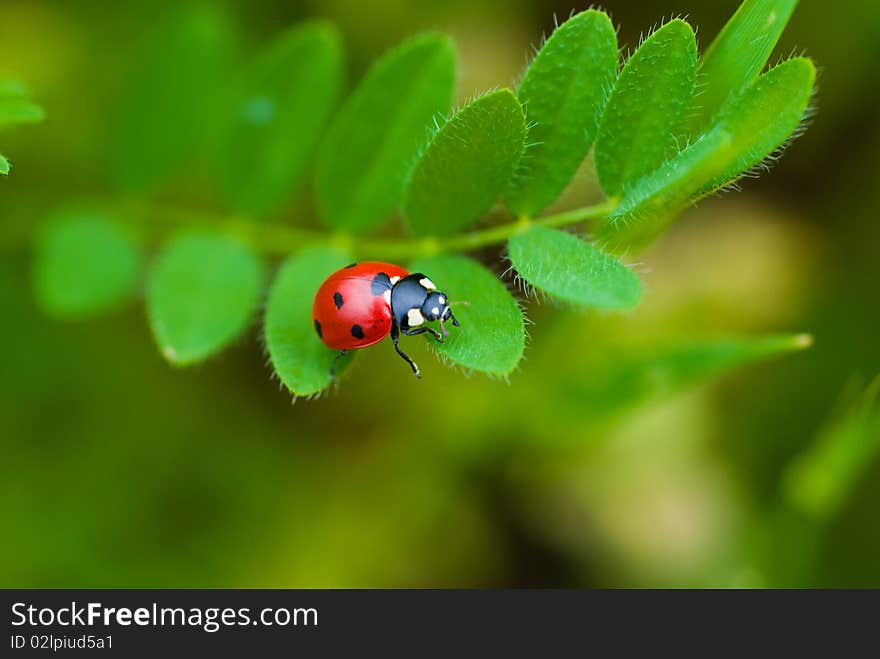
[[219, 21, 343, 217], [265, 246, 354, 396], [507, 9, 617, 215], [147, 233, 264, 365], [34, 210, 141, 318], [405, 89, 525, 236], [508, 226, 641, 309], [409, 254, 524, 375], [315, 33, 456, 233], [686, 0, 798, 134], [595, 19, 697, 196]]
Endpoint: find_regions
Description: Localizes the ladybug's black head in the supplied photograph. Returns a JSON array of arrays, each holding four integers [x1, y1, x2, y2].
[[421, 290, 459, 328]]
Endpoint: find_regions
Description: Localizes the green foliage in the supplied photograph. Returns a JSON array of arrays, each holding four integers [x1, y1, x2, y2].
[[506, 9, 617, 216], [705, 57, 815, 189], [508, 226, 641, 310], [0, 154, 8, 176], [34, 211, 141, 318], [315, 33, 456, 233], [685, 0, 798, 135], [110, 4, 237, 191], [783, 379, 880, 520], [218, 21, 343, 217], [410, 255, 524, 375], [599, 57, 815, 248], [27, 1, 818, 395], [265, 247, 354, 396], [405, 89, 526, 236], [595, 19, 697, 197], [147, 233, 264, 365]]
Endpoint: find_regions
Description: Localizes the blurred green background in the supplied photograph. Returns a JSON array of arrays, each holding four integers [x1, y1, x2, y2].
[[2, 0, 880, 587]]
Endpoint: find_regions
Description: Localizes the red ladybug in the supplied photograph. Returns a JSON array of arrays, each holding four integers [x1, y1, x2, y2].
[[312, 262, 459, 378]]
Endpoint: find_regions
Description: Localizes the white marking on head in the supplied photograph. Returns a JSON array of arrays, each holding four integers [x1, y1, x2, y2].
[[389, 275, 401, 285], [431, 307, 440, 316], [383, 290, 392, 305], [438, 296, 445, 305], [419, 277, 436, 290], [407, 308, 425, 327]]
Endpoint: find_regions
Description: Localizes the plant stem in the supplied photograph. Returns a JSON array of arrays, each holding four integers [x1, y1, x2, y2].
[[123, 198, 617, 260]]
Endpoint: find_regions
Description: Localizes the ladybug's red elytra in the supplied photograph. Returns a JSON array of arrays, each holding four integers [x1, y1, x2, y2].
[[312, 261, 459, 378]]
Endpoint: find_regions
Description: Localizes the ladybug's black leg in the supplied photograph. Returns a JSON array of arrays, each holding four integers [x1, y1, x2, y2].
[[329, 349, 348, 379], [390, 323, 420, 378], [402, 326, 444, 343]]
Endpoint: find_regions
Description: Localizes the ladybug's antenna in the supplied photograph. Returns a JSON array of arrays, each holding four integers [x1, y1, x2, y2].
[[439, 300, 467, 334]]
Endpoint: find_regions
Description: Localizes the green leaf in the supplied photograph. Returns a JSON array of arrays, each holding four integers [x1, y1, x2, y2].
[[33, 210, 141, 318], [219, 21, 343, 217], [598, 58, 814, 250], [0, 97, 45, 126], [783, 378, 880, 520], [508, 226, 641, 309], [409, 254, 524, 375], [561, 333, 813, 423], [686, 0, 798, 134], [265, 246, 354, 397], [315, 33, 456, 233], [506, 9, 617, 215], [595, 19, 697, 196], [597, 126, 733, 248], [0, 154, 8, 175], [147, 233, 264, 365], [704, 56, 815, 189], [110, 4, 237, 191], [405, 89, 526, 236]]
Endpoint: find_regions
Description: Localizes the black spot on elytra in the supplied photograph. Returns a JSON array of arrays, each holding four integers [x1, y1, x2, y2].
[[351, 324, 365, 339], [333, 291, 344, 309], [371, 272, 392, 296], [314, 319, 322, 338], [344, 262, 357, 269]]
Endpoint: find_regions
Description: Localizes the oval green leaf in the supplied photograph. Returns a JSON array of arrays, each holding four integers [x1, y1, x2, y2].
[[34, 210, 141, 318], [405, 89, 526, 236], [265, 246, 354, 396], [599, 58, 814, 250], [506, 9, 618, 216], [508, 226, 641, 309], [705, 56, 815, 189], [315, 33, 456, 233], [685, 0, 798, 135], [595, 19, 697, 196], [218, 21, 343, 217], [409, 255, 524, 375], [147, 233, 264, 365], [109, 5, 237, 192]]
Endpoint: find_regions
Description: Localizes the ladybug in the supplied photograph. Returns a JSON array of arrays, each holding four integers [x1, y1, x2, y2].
[[312, 262, 459, 378]]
